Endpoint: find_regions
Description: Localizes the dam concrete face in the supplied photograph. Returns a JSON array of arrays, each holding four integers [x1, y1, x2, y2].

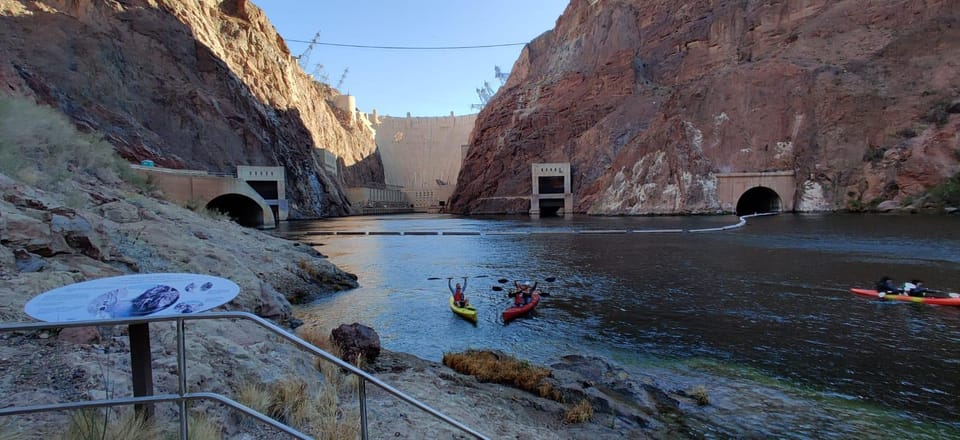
[[373, 113, 476, 211]]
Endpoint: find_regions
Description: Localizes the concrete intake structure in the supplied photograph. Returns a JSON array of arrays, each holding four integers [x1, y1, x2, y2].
[[530, 163, 573, 217], [132, 165, 277, 229], [715, 171, 796, 215]]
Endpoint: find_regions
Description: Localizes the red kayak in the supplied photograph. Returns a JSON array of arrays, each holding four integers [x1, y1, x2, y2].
[[849, 288, 960, 306], [502, 292, 540, 323]]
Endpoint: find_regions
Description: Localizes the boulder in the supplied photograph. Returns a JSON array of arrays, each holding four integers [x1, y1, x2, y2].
[[13, 248, 44, 273], [58, 326, 101, 345], [330, 323, 381, 365]]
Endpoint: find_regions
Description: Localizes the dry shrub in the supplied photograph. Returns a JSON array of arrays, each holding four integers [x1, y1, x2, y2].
[[563, 399, 594, 424], [185, 415, 222, 440], [690, 385, 710, 406], [236, 380, 273, 415], [268, 378, 314, 427], [297, 259, 320, 279], [235, 372, 359, 440], [442, 350, 559, 401], [0, 96, 142, 194], [62, 408, 159, 440], [296, 326, 343, 371]]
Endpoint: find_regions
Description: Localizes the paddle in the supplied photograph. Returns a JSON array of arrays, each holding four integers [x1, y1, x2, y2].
[[427, 275, 489, 281], [925, 289, 960, 299], [490, 278, 556, 296]]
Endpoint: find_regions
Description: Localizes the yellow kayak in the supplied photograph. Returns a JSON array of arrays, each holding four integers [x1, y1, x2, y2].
[[449, 295, 477, 324]]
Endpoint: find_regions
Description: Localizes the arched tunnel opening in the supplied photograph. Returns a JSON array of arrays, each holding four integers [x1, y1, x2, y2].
[[538, 199, 564, 217], [206, 194, 265, 228], [735, 186, 783, 216]]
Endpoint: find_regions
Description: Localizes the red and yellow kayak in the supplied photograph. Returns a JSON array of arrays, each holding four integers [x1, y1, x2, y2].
[[502, 292, 540, 323], [449, 295, 477, 323], [850, 288, 960, 306]]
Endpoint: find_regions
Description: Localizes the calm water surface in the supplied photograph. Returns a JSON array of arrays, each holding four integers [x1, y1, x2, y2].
[[275, 213, 960, 432]]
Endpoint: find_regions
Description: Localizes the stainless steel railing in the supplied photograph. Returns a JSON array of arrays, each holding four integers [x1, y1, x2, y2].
[[0, 311, 489, 440]]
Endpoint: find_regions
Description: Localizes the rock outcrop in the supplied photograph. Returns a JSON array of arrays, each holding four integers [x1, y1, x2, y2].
[[448, 0, 960, 214], [0, 0, 384, 218]]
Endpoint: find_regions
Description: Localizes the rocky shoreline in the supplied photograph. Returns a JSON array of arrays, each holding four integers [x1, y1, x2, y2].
[[4, 167, 956, 438]]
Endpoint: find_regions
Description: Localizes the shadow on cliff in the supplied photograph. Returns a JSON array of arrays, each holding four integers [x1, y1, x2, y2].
[[0, 0, 384, 218]]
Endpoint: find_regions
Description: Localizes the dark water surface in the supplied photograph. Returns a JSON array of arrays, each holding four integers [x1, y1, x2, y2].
[[276, 213, 960, 433]]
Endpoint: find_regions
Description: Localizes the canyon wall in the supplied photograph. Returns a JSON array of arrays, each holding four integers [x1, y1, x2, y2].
[[0, 0, 384, 218], [448, 0, 960, 215]]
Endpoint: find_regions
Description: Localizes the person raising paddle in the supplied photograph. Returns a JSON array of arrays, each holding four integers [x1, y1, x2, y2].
[[513, 280, 537, 305], [449, 277, 469, 307]]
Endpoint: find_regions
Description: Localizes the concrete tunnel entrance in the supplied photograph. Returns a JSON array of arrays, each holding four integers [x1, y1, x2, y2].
[[735, 186, 783, 216], [537, 198, 565, 217], [206, 194, 266, 228]]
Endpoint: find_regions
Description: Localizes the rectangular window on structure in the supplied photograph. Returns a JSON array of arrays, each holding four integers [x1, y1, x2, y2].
[[248, 181, 279, 199], [538, 176, 565, 194]]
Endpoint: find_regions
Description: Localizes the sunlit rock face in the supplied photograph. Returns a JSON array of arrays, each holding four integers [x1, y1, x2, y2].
[[0, 0, 384, 218], [448, 0, 960, 215]]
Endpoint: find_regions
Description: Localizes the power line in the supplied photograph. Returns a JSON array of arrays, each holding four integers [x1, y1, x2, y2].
[[283, 38, 527, 50]]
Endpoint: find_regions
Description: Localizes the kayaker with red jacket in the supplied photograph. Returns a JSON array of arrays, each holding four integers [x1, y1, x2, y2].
[[449, 277, 469, 307], [513, 281, 537, 305]]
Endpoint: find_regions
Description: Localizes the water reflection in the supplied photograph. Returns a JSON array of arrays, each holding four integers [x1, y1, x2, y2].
[[278, 213, 960, 427]]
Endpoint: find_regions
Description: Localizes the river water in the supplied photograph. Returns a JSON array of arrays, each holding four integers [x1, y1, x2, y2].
[[275, 213, 960, 436]]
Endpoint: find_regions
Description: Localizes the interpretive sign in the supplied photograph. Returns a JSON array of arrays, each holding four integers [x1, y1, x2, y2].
[[25, 273, 239, 322]]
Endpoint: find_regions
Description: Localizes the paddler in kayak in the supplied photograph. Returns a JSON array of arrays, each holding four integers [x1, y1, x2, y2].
[[513, 281, 537, 305], [903, 279, 928, 297], [449, 277, 469, 307], [875, 276, 900, 296]]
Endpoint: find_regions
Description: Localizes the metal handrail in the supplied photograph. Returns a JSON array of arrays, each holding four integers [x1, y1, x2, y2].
[[0, 312, 489, 440]]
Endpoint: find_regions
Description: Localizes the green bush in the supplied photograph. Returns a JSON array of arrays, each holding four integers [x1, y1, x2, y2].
[[925, 172, 960, 207], [0, 96, 137, 193], [922, 101, 951, 127], [862, 146, 886, 163]]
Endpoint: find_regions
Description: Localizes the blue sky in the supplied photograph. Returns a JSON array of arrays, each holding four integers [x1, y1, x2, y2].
[[252, 1, 569, 117]]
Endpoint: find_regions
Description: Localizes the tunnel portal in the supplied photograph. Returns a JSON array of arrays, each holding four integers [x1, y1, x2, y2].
[[735, 186, 783, 216], [207, 194, 265, 228]]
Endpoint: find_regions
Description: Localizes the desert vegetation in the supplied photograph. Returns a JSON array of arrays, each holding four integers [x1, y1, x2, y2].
[[0, 96, 148, 201]]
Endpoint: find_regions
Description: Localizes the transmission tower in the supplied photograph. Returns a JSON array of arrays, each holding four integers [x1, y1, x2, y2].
[[494, 65, 509, 85], [296, 31, 321, 71]]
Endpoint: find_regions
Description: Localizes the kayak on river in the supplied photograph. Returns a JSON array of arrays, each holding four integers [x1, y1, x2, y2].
[[502, 292, 540, 323], [849, 288, 960, 306], [449, 295, 478, 324]]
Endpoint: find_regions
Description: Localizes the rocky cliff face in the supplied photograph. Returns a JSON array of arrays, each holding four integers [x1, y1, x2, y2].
[[0, 0, 383, 218], [448, 0, 960, 215]]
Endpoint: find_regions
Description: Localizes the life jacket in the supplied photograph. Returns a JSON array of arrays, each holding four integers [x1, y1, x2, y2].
[[453, 287, 464, 303]]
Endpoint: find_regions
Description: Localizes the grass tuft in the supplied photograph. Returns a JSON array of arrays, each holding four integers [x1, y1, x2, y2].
[[236, 380, 273, 415], [62, 408, 159, 440], [442, 350, 560, 402], [563, 399, 594, 424], [690, 385, 710, 406], [235, 370, 359, 440], [268, 378, 314, 427], [185, 415, 222, 440]]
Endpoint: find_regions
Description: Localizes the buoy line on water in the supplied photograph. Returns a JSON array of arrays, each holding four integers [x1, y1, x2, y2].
[[287, 213, 779, 237]]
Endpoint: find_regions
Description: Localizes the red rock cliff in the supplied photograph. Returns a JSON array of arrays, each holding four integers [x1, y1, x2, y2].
[[0, 0, 383, 217], [448, 0, 960, 214]]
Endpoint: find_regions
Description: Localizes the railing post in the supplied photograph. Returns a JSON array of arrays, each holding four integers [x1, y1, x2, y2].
[[359, 378, 368, 440], [129, 322, 154, 419], [177, 318, 188, 439]]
